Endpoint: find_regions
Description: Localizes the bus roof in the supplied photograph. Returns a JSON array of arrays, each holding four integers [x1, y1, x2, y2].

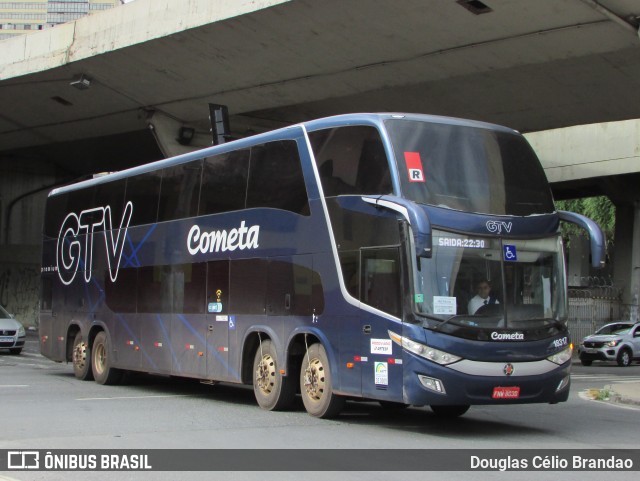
[[49, 112, 519, 197]]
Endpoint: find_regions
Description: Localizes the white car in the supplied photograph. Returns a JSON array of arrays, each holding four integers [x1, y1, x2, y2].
[[578, 321, 640, 367], [0, 304, 26, 355]]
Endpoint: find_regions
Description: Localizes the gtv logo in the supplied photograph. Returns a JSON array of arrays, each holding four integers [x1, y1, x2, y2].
[[56, 202, 133, 285], [486, 220, 513, 235]]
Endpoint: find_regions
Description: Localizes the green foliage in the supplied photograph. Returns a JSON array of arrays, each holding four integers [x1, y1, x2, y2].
[[555, 196, 615, 247]]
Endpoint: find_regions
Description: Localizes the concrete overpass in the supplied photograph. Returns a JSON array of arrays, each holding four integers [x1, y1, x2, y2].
[[1, 0, 640, 324]]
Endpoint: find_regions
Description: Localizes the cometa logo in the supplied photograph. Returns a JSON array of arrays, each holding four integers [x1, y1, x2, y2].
[[491, 332, 525, 341], [187, 221, 260, 255], [56, 202, 133, 285]]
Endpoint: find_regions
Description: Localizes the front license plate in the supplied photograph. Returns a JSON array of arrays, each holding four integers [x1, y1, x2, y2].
[[0, 336, 14, 343], [492, 386, 520, 399]]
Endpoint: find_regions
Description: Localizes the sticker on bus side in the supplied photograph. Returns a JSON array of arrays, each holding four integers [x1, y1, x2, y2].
[[208, 302, 223, 313], [374, 362, 388, 387], [404, 152, 425, 183], [370, 339, 392, 355]]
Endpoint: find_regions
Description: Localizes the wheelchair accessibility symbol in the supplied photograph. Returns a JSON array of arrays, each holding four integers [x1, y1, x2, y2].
[[503, 244, 517, 261]]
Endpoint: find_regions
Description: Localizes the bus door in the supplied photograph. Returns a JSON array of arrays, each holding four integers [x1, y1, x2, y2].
[[206, 260, 231, 381], [137, 265, 173, 374], [170, 263, 207, 378], [359, 247, 405, 402]]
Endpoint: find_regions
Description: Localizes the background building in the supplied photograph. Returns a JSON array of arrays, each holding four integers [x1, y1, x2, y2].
[[0, 0, 121, 40]]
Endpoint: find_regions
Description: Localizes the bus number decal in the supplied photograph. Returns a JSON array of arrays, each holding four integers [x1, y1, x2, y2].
[[56, 202, 133, 285], [553, 337, 568, 349]]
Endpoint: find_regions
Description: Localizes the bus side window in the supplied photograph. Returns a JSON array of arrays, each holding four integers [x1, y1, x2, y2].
[[230, 259, 267, 314], [339, 251, 360, 299], [174, 262, 206, 314], [94, 178, 127, 227], [246, 140, 309, 215], [361, 247, 402, 318], [309, 126, 392, 197], [105, 267, 137, 313], [356, 137, 392, 195], [200, 150, 249, 216], [265, 259, 325, 316], [125, 171, 161, 226], [158, 161, 203, 222], [137, 265, 167, 313]]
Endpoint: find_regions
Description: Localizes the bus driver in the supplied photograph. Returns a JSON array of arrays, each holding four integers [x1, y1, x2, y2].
[[468, 279, 499, 314]]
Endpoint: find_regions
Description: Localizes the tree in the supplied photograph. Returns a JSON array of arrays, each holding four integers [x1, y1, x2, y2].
[[555, 196, 615, 249]]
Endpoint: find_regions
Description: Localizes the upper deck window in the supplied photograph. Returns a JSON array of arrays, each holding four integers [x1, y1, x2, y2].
[[309, 126, 393, 197], [385, 119, 555, 216]]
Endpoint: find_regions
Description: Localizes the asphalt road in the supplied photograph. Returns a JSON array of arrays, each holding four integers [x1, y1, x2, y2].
[[1, 334, 639, 481]]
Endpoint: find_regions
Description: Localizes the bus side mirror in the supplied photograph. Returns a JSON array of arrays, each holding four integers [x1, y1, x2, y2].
[[362, 195, 432, 258], [557, 210, 606, 268]]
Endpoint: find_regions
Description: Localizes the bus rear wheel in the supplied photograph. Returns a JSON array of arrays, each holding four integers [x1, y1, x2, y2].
[[252, 339, 295, 411], [300, 343, 344, 418], [72, 332, 93, 381], [91, 331, 123, 385]]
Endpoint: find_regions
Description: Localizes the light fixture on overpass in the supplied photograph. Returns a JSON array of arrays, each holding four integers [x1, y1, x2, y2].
[[177, 126, 196, 145], [457, 0, 493, 15], [70, 74, 91, 90]]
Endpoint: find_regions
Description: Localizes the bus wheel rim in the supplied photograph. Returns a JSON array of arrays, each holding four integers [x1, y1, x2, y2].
[[256, 354, 276, 395], [95, 343, 106, 375], [73, 341, 87, 371], [304, 358, 325, 401]]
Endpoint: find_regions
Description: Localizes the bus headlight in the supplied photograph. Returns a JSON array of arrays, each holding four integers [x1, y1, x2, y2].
[[388, 330, 462, 365], [546, 346, 572, 365]]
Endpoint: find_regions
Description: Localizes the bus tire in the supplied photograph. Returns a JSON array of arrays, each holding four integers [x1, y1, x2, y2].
[[300, 343, 344, 418], [91, 331, 123, 385], [252, 339, 295, 411], [430, 405, 470, 417], [72, 332, 93, 381]]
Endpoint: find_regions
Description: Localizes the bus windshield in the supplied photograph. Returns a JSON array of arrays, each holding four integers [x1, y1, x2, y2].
[[384, 119, 555, 216], [413, 231, 567, 330]]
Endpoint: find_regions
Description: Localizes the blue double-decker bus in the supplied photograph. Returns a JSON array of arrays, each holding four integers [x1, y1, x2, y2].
[[40, 113, 604, 418]]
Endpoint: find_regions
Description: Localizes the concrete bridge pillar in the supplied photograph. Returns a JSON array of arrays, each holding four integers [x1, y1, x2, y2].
[[613, 202, 640, 321]]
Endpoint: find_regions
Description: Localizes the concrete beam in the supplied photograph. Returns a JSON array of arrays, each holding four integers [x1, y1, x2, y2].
[[525, 119, 640, 185], [0, 0, 292, 80]]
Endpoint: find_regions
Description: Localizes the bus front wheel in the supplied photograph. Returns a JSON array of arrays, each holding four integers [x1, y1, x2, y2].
[[300, 343, 344, 418], [252, 339, 295, 411], [91, 331, 123, 385]]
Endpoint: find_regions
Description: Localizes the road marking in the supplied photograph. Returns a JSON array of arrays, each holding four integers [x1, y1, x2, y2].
[[76, 394, 193, 401], [571, 374, 640, 382], [0, 385, 29, 388]]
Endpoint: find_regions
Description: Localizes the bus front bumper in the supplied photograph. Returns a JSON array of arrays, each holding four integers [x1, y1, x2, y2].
[[402, 355, 571, 406]]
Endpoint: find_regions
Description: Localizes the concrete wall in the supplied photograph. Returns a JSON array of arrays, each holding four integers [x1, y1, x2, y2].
[[0, 160, 62, 327], [0, 259, 40, 328]]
